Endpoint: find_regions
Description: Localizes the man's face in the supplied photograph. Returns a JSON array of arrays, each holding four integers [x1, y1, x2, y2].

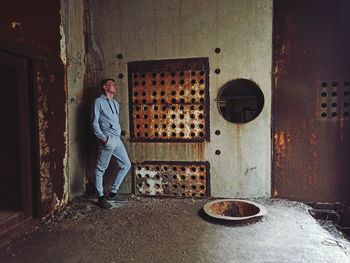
[[103, 80, 117, 94]]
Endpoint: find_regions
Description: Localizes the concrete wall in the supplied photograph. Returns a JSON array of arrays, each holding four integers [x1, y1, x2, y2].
[[89, 0, 273, 198], [61, 0, 87, 198]]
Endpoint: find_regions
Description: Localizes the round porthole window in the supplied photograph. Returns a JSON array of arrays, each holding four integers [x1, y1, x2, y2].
[[217, 79, 264, 123]]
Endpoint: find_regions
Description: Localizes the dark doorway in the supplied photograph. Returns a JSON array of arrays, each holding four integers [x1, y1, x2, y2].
[[0, 51, 35, 229]]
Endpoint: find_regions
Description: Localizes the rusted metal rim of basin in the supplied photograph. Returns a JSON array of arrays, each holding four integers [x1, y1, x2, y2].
[[203, 199, 267, 221]]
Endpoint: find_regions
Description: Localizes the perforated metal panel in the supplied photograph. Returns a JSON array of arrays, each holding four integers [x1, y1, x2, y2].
[[128, 58, 209, 142], [317, 80, 350, 120], [133, 161, 210, 197]]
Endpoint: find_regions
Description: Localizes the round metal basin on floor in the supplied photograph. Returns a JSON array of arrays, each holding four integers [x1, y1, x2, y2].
[[203, 199, 267, 221]]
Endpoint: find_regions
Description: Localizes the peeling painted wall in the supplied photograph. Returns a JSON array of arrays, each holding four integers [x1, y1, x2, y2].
[[0, 1, 67, 216], [88, 0, 273, 198]]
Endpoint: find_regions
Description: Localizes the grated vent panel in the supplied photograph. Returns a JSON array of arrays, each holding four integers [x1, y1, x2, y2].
[[133, 161, 210, 197], [317, 80, 350, 120], [128, 58, 209, 142]]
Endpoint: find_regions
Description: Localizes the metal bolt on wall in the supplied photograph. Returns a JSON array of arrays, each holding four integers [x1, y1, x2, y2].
[[128, 58, 210, 142], [133, 161, 210, 197]]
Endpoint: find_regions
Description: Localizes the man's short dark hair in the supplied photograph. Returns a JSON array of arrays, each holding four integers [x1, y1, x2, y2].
[[100, 78, 115, 90]]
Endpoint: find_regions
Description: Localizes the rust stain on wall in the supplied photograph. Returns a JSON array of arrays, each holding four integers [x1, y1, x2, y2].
[[273, 130, 291, 169], [273, 12, 296, 89], [309, 134, 317, 146], [234, 125, 243, 192], [37, 70, 53, 202], [273, 42, 291, 87], [192, 143, 205, 161], [234, 125, 241, 163], [75, 90, 84, 103], [306, 132, 319, 187], [272, 188, 279, 197], [131, 142, 205, 162]]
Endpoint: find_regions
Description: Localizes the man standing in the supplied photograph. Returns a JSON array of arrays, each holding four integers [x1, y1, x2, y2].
[[92, 78, 131, 209]]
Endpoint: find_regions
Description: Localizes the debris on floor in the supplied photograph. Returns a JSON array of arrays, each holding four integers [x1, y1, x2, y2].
[[1, 196, 350, 263]]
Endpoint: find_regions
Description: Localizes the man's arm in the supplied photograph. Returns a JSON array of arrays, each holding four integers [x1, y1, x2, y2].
[[92, 99, 108, 142]]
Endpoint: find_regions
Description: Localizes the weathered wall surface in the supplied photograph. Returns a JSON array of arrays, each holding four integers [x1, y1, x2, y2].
[[0, 0, 66, 216], [60, 0, 87, 198], [272, 0, 350, 203], [88, 0, 273, 198]]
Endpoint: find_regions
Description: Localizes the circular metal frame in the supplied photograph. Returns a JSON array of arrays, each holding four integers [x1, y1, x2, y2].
[[203, 199, 267, 221], [216, 79, 264, 124]]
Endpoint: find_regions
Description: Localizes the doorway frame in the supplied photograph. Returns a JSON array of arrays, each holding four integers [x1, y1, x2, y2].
[[0, 40, 41, 218]]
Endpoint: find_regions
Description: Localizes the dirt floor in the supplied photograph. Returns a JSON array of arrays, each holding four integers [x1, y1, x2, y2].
[[1, 196, 350, 263]]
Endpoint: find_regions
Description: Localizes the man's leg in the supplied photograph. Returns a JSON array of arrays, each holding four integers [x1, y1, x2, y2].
[[95, 142, 114, 197], [110, 137, 131, 194]]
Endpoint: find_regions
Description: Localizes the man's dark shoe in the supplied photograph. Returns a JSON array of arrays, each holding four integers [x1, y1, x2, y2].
[[107, 193, 127, 202], [98, 196, 112, 209]]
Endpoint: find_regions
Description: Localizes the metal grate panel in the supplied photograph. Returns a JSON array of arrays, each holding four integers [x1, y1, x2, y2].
[[133, 161, 210, 197], [128, 58, 209, 142], [317, 80, 350, 120]]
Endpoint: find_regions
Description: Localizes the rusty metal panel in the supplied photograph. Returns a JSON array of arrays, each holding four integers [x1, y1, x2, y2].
[[272, 0, 350, 203], [128, 58, 209, 142], [133, 161, 210, 197]]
